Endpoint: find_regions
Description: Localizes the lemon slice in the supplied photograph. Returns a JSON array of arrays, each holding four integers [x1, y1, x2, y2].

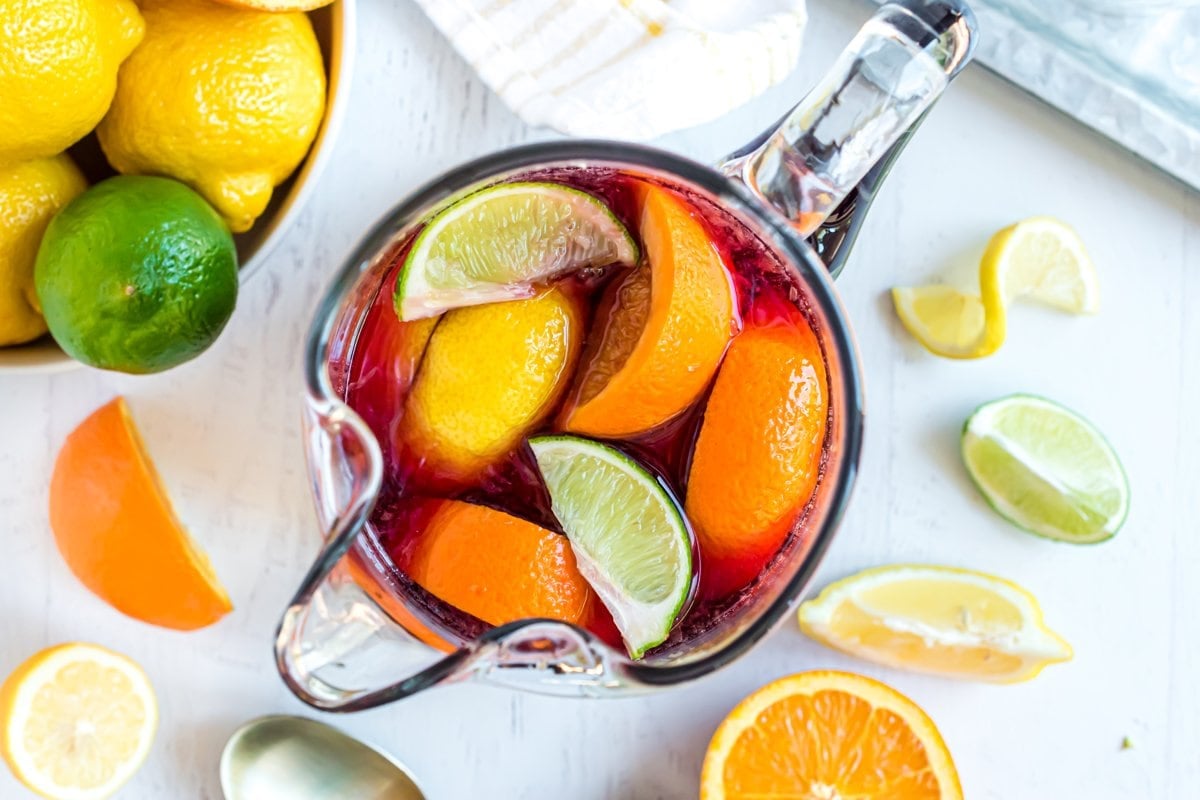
[[798, 564, 1073, 683], [0, 643, 157, 799], [892, 216, 1100, 358]]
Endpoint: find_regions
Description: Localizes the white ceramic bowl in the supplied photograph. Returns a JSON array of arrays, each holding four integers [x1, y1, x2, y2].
[[0, 0, 356, 375]]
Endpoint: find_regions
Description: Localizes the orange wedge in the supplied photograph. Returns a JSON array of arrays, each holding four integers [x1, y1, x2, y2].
[[49, 397, 232, 630], [701, 671, 962, 800], [685, 308, 828, 599], [399, 499, 593, 628], [561, 184, 736, 437]]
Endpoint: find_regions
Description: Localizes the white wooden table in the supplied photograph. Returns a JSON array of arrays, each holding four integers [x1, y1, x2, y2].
[[3, 2, 1198, 797]]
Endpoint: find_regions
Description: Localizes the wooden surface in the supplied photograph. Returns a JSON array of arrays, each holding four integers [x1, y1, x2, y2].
[[3, 2, 1199, 797]]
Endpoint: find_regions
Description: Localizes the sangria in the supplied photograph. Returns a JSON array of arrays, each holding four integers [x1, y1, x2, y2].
[[338, 167, 832, 661]]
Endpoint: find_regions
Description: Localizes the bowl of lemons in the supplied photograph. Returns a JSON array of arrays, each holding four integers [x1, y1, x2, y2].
[[0, 0, 355, 374]]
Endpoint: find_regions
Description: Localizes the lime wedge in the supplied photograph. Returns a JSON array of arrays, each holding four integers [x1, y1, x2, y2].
[[396, 182, 638, 320], [529, 435, 692, 658], [961, 394, 1128, 543], [893, 216, 1099, 359]]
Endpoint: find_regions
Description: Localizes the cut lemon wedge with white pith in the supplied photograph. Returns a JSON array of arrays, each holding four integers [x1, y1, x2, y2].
[[530, 435, 692, 658], [893, 216, 1100, 358], [963, 394, 1129, 543], [0, 643, 158, 800], [798, 565, 1073, 683], [395, 182, 638, 320]]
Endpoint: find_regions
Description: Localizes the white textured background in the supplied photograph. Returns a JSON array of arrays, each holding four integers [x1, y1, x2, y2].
[[2, 1, 1199, 797]]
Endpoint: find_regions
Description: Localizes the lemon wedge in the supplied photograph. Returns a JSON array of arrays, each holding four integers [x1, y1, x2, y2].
[[798, 564, 1073, 683], [0, 643, 157, 799], [892, 216, 1100, 358]]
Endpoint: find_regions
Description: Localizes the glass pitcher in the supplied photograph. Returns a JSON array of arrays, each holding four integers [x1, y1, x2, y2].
[[277, 0, 977, 712]]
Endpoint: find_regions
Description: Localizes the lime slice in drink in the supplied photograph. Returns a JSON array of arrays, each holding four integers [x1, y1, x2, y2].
[[395, 182, 638, 320], [961, 394, 1129, 543], [530, 435, 692, 658]]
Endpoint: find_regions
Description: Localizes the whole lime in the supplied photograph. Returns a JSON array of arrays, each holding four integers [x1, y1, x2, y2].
[[34, 175, 238, 373]]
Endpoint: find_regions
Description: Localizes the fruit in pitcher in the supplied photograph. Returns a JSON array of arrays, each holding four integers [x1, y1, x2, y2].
[[0, 155, 86, 347], [561, 184, 737, 437], [700, 671, 962, 800], [401, 500, 592, 627], [402, 287, 583, 484], [34, 176, 238, 373], [395, 182, 637, 320], [217, 0, 335, 9], [686, 306, 828, 599], [0, 643, 157, 800], [961, 394, 1128, 543], [798, 564, 1073, 682], [49, 397, 233, 630], [531, 435, 693, 658], [97, 0, 326, 233], [0, 0, 144, 166]]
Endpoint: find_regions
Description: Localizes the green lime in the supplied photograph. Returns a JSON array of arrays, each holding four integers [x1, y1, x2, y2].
[[530, 435, 692, 658], [34, 175, 238, 374], [396, 182, 637, 320], [961, 394, 1129, 543]]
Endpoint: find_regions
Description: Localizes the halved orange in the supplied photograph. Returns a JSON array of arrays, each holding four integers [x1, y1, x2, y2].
[[49, 397, 232, 630], [561, 184, 736, 437], [701, 671, 962, 800]]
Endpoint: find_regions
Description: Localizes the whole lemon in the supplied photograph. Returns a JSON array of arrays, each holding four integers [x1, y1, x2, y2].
[[35, 176, 238, 374], [0, 155, 87, 346], [0, 0, 144, 167], [97, 0, 326, 233]]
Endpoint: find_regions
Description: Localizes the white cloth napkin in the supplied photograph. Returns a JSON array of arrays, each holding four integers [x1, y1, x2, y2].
[[411, 0, 808, 140]]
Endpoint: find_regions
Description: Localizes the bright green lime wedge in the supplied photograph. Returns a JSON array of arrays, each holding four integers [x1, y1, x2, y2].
[[395, 182, 637, 320], [961, 394, 1129, 544], [530, 435, 692, 658]]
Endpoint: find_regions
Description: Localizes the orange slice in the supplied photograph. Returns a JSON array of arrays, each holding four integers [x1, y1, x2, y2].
[[561, 184, 736, 437], [49, 397, 232, 630], [401, 287, 582, 485], [685, 309, 828, 599], [701, 671, 962, 800], [399, 499, 593, 628]]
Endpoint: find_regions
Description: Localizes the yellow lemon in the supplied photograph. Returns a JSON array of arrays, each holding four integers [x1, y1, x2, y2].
[[0, 0, 144, 167], [798, 564, 1073, 683], [892, 217, 1100, 359], [0, 155, 87, 346], [97, 0, 326, 233], [0, 642, 157, 800], [402, 289, 584, 485]]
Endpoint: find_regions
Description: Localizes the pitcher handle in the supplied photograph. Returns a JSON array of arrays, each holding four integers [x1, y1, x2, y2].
[[276, 397, 645, 710], [721, 1, 976, 242]]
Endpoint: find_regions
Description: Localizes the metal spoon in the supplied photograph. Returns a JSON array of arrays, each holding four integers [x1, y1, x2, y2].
[[220, 715, 426, 800]]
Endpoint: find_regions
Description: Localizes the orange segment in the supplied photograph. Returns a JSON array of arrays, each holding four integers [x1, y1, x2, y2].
[[402, 287, 582, 484], [48, 397, 232, 630], [401, 499, 592, 628], [561, 184, 736, 437], [701, 671, 962, 800], [685, 310, 828, 599]]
